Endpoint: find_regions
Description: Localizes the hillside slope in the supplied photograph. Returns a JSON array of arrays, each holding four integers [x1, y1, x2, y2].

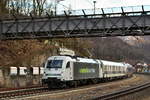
[[89, 37, 150, 64], [121, 36, 150, 62], [0, 39, 92, 67]]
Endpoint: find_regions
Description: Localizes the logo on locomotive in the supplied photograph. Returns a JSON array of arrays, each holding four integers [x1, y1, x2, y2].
[[79, 68, 96, 73]]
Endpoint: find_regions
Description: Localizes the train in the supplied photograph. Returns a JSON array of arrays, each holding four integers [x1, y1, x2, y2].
[[42, 55, 135, 88]]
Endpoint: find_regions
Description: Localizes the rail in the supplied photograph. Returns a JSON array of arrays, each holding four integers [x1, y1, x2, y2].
[[0, 86, 48, 99], [91, 81, 150, 100]]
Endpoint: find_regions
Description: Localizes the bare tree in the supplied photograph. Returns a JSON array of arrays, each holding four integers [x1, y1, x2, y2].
[[0, 0, 9, 14]]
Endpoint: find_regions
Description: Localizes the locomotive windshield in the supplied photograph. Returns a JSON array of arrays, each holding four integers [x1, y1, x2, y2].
[[46, 60, 63, 68]]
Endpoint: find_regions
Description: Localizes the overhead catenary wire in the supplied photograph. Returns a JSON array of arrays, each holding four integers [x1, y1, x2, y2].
[[86, 0, 94, 6]]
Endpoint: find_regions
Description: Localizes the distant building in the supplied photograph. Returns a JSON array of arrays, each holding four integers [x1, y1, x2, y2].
[[136, 62, 150, 72]]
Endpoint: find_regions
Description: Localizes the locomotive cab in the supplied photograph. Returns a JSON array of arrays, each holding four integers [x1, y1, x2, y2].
[[46, 59, 63, 77], [42, 56, 73, 87]]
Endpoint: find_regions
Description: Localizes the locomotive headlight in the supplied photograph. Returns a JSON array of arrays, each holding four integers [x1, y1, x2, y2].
[[43, 72, 46, 76]]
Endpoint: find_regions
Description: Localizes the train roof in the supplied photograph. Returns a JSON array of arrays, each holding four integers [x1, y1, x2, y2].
[[47, 55, 99, 64], [76, 57, 99, 63], [47, 56, 130, 67], [101, 60, 126, 67]]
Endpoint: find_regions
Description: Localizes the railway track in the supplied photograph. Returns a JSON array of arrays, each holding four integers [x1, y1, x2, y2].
[[0, 74, 149, 100], [91, 81, 150, 100], [0, 76, 130, 99], [0, 86, 48, 100]]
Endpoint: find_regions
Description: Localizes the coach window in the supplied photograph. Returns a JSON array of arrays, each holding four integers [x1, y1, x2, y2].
[[104, 66, 107, 71], [110, 66, 111, 73], [106, 65, 108, 72], [120, 67, 121, 72], [123, 67, 125, 73], [113, 66, 115, 72], [117, 67, 119, 72], [110, 66, 111, 72], [104, 65, 107, 73], [112, 66, 114, 73], [124, 67, 125, 73], [66, 62, 70, 68]]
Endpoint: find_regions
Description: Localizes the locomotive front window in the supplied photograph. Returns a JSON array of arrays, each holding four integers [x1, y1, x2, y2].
[[47, 60, 63, 68]]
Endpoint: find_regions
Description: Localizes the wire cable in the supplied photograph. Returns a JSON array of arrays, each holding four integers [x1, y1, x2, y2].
[[86, 0, 94, 6]]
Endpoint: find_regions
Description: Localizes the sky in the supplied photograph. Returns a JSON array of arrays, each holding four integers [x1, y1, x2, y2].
[[53, 0, 150, 10]]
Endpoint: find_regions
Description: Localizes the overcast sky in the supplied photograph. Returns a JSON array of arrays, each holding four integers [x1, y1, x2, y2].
[[54, 0, 150, 10]]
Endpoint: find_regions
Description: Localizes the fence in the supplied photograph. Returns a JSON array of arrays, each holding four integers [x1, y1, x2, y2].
[[0, 67, 44, 88]]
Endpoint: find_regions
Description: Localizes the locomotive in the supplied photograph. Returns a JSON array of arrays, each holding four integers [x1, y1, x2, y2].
[[42, 55, 134, 88]]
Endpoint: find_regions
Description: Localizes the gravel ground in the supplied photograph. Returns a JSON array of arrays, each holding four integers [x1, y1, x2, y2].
[[12, 74, 150, 100]]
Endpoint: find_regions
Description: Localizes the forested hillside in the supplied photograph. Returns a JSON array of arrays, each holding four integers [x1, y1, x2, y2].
[[0, 39, 93, 67], [89, 37, 150, 64]]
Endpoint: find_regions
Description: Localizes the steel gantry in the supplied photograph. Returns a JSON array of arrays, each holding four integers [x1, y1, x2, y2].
[[0, 5, 150, 40]]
